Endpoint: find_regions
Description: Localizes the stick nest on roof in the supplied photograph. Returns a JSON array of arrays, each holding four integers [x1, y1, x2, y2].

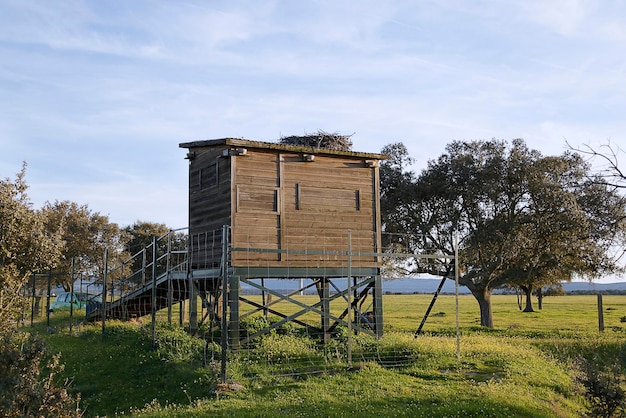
[[279, 130, 354, 151]]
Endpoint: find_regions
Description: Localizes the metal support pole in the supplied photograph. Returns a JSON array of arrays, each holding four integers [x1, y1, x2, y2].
[[30, 273, 35, 326], [185, 233, 191, 330], [225, 226, 239, 350], [261, 278, 267, 318], [69, 258, 74, 333], [102, 249, 108, 335], [151, 237, 158, 349], [167, 230, 173, 325], [120, 261, 127, 321], [373, 274, 383, 338], [353, 277, 358, 332], [347, 230, 352, 368], [321, 278, 330, 344], [229, 275, 240, 350], [455, 235, 461, 362], [220, 225, 229, 383], [188, 240, 198, 335], [142, 248, 147, 286], [46, 270, 51, 328]]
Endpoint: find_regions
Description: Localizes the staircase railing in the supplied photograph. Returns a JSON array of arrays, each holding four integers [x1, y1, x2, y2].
[[86, 228, 188, 321]]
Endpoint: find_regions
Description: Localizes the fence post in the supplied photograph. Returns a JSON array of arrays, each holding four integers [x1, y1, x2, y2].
[[261, 278, 268, 317], [46, 271, 51, 328], [220, 225, 229, 383], [454, 235, 461, 362], [373, 274, 383, 338], [188, 269, 197, 335], [167, 230, 173, 325], [69, 258, 74, 333], [30, 273, 36, 326], [321, 278, 330, 344], [347, 230, 352, 368], [151, 236, 157, 349], [121, 260, 127, 320], [142, 248, 147, 286], [597, 294, 604, 332], [102, 249, 108, 335]]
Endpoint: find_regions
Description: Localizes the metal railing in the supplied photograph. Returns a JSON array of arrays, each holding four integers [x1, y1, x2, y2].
[[91, 228, 189, 324]]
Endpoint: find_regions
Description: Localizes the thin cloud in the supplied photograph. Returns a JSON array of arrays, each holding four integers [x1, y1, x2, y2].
[[0, 0, 624, 231]]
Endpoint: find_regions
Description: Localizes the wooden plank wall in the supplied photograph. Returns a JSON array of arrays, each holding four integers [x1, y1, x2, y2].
[[231, 149, 380, 268], [232, 151, 281, 263], [187, 146, 231, 269]]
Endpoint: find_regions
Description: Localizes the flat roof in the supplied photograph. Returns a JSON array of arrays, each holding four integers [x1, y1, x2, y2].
[[179, 138, 387, 160]]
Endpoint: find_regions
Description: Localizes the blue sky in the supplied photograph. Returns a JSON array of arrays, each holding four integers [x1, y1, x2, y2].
[[1, 0, 625, 231]]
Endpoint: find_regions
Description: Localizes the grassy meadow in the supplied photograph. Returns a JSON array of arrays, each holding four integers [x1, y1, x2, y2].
[[31, 294, 626, 417]]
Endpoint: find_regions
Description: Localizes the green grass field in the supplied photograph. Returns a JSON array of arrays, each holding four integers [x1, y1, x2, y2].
[[384, 294, 626, 333], [33, 294, 626, 417], [237, 293, 626, 334]]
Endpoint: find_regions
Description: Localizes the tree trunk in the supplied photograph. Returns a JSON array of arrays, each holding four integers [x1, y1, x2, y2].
[[520, 285, 535, 312], [537, 288, 543, 310], [471, 288, 494, 328]]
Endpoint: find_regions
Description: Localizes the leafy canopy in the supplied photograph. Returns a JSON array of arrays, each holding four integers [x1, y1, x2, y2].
[[0, 165, 81, 417], [0, 164, 62, 330], [41, 200, 126, 290], [380, 139, 626, 327]]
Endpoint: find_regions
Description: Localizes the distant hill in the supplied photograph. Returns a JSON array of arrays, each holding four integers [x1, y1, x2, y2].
[[382, 278, 467, 294], [382, 278, 626, 294], [560, 281, 626, 293], [239, 277, 626, 295]]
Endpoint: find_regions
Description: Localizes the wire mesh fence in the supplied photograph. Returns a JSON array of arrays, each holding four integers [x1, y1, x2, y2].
[[26, 227, 461, 385], [214, 226, 459, 383], [23, 270, 100, 331]]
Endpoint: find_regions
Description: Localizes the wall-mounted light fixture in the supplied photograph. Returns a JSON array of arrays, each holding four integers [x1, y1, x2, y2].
[[302, 154, 315, 162], [364, 160, 378, 168], [185, 151, 196, 160]]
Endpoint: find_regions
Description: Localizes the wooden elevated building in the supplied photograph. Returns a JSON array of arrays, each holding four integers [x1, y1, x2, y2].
[[179, 138, 386, 345]]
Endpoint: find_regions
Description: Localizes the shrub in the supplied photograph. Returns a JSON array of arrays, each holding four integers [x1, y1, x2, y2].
[[238, 316, 301, 342], [0, 330, 81, 417], [575, 355, 626, 417], [152, 323, 206, 363], [255, 334, 318, 362]]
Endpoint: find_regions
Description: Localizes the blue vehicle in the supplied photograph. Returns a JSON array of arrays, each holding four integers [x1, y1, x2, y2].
[[49, 292, 102, 312]]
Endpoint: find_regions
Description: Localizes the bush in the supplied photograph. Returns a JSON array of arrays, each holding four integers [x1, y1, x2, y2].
[[0, 330, 81, 417], [238, 316, 301, 342], [152, 323, 206, 363], [255, 334, 319, 362], [575, 355, 626, 417]]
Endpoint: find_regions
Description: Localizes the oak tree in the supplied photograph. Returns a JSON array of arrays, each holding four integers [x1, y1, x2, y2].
[[41, 200, 127, 291], [122, 221, 186, 285], [0, 165, 81, 417], [380, 139, 626, 327], [0, 164, 62, 330]]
